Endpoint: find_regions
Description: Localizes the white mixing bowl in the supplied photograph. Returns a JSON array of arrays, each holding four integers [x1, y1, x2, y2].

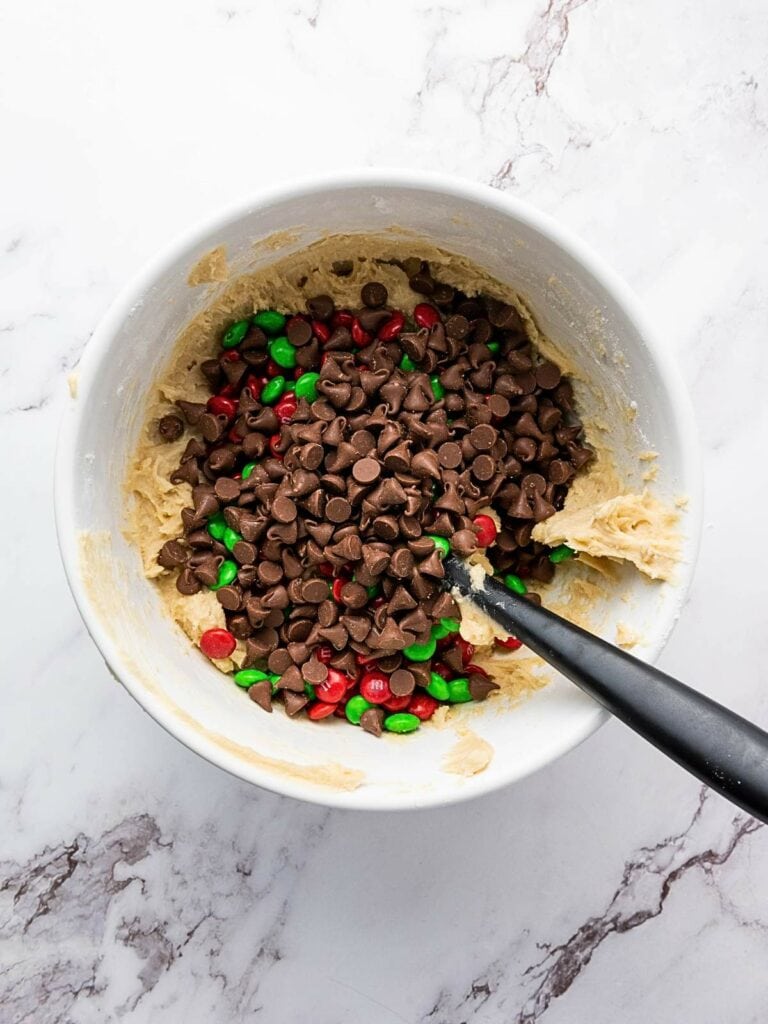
[[55, 171, 701, 809]]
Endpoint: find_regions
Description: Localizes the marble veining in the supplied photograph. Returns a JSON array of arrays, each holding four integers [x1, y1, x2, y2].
[[3, 0, 768, 1020]]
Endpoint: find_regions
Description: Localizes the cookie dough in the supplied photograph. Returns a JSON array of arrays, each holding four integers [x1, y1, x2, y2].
[[123, 231, 683, 777]]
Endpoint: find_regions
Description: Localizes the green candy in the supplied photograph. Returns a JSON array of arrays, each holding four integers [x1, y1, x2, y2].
[[345, 695, 373, 725], [426, 672, 450, 701], [384, 712, 420, 734], [253, 310, 286, 335], [304, 682, 316, 700], [427, 534, 450, 559], [430, 621, 451, 641], [431, 617, 460, 641], [399, 354, 417, 372], [211, 559, 238, 590], [221, 319, 250, 349], [234, 668, 270, 687], [503, 573, 527, 594], [487, 340, 501, 354], [268, 336, 297, 369], [284, 380, 296, 392], [365, 584, 379, 599], [549, 544, 575, 564], [447, 677, 472, 703], [223, 527, 242, 552], [268, 673, 281, 692], [403, 637, 437, 662], [429, 375, 445, 400], [207, 513, 227, 540], [260, 376, 286, 404], [294, 371, 320, 402], [241, 462, 257, 480]]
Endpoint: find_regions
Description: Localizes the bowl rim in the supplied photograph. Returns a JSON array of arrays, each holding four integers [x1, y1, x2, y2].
[[54, 168, 703, 810]]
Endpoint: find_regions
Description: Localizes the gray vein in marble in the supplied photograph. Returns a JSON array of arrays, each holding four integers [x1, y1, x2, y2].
[[421, 791, 763, 1023], [0, 807, 331, 1021]]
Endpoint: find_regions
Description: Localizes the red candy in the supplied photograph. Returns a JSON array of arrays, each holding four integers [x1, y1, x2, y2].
[[317, 562, 334, 578], [268, 433, 283, 458], [359, 670, 392, 705], [331, 578, 345, 603], [413, 303, 440, 329], [495, 636, 523, 651], [355, 652, 376, 666], [331, 310, 354, 329], [377, 311, 405, 341], [408, 693, 439, 721], [308, 701, 337, 720], [351, 317, 372, 348], [223, 350, 240, 362], [274, 392, 298, 423], [383, 694, 411, 712], [266, 359, 282, 378], [227, 427, 243, 444], [246, 374, 267, 394], [316, 669, 350, 704], [315, 645, 333, 664], [465, 662, 490, 678], [218, 382, 239, 397], [432, 662, 452, 680], [199, 628, 236, 660], [456, 637, 475, 666], [473, 513, 497, 547], [206, 395, 237, 419], [312, 320, 331, 344]]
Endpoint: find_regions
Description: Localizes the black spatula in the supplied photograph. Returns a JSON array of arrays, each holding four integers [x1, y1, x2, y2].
[[443, 555, 768, 823]]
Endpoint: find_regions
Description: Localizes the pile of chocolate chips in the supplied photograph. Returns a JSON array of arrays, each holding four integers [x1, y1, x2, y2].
[[155, 260, 592, 734]]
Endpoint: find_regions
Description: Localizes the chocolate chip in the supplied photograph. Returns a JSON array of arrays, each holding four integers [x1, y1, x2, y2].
[[176, 567, 201, 595], [176, 400, 207, 425], [326, 496, 351, 523], [272, 495, 297, 523], [157, 539, 188, 568], [361, 282, 388, 308], [436, 442, 462, 469], [389, 669, 415, 696], [469, 424, 497, 451], [360, 707, 384, 736], [452, 529, 478, 556], [536, 361, 562, 390], [215, 477, 241, 502], [248, 679, 273, 712], [216, 585, 242, 611], [488, 301, 521, 330], [302, 656, 328, 684], [389, 547, 414, 578], [158, 414, 184, 442], [352, 457, 381, 485], [340, 582, 368, 609], [467, 674, 499, 700], [307, 294, 334, 321], [286, 318, 313, 347], [284, 691, 309, 716], [302, 578, 330, 603], [471, 454, 496, 482]]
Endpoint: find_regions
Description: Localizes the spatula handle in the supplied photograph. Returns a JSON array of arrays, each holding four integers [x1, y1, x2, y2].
[[444, 557, 768, 823]]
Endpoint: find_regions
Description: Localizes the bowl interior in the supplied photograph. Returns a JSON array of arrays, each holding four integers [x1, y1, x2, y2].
[[57, 177, 699, 808]]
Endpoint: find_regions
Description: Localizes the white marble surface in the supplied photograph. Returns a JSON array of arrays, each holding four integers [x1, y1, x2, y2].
[[3, 0, 768, 1020]]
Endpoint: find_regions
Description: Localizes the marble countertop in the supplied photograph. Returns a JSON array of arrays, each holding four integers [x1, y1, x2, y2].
[[3, 0, 768, 1020]]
